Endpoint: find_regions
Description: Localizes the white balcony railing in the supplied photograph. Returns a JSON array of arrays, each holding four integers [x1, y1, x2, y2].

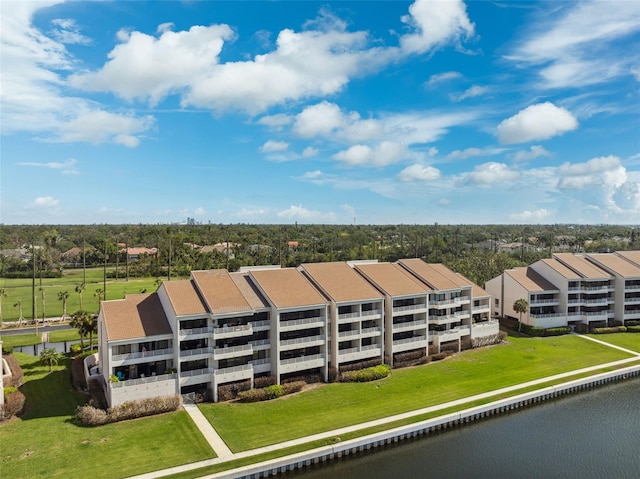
[[214, 324, 253, 338], [179, 346, 213, 358], [251, 320, 271, 329], [394, 319, 428, 330], [179, 326, 213, 336], [361, 309, 382, 317], [393, 336, 428, 346], [213, 363, 253, 378], [393, 303, 427, 313], [280, 334, 324, 348], [112, 348, 173, 362], [180, 367, 214, 378], [280, 353, 324, 366], [280, 316, 324, 330], [111, 372, 177, 388], [213, 344, 253, 359]]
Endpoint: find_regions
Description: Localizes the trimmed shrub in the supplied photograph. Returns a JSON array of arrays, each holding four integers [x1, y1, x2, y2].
[[282, 373, 322, 385], [340, 364, 390, 382], [75, 395, 181, 426], [430, 352, 449, 361], [393, 350, 425, 364], [70, 344, 83, 356], [428, 345, 439, 355], [263, 384, 284, 399], [327, 367, 339, 383], [627, 325, 640, 333], [281, 381, 305, 395], [574, 323, 589, 334], [471, 331, 506, 348], [591, 326, 627, 334], [610, 320, 623, 327], [217, 379, 251, 402], [254, 375, 276, 389], [440, 341, 460, 353], [624, 320, 640, 326], [543, 326, 571, 337], [339, 358, 382, 373], [2, 389, 26, 419], [520, 324, 545, 337], [236, 388, 270, 403], [460, 337, 473, 351]]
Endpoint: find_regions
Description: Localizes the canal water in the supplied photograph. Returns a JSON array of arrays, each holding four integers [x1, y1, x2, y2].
[[290, 377, 640, 479]]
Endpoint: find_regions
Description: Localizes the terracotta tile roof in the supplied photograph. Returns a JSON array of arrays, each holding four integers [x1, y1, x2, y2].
[[616, 250, 640, 267], [507, 267, 558, 292], [398, 259, 469, 291], [301, 262, 384, 303], [191, 270, 252, 315], [554, 253, 612, 279], [101, 293, 172, 341], [249, 268, 327, 309], [355, 262, 430, 297], [588, 253, 640, 278], [539, 258, 580, 279], [471, 283, 490, 298], [229, 272, 270, 309], [161, 280, 208, 316]]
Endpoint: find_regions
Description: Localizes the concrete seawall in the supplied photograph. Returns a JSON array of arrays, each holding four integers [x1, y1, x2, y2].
[[210, 363, 640, 479]]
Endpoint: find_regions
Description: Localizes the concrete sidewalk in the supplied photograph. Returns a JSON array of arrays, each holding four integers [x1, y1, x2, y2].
[[182, 400, 233, 459], [127, 350, 640, 479]]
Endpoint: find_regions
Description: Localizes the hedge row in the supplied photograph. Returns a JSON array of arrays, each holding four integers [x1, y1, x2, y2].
[[75, 395, 181, 426], [627, 325, 640, 333], [340, 364, 391, 382], [1, 387, 25, 420], [591, 326, 628, 334], [237, 381, 305, 403], [543, 326, 572, 336]]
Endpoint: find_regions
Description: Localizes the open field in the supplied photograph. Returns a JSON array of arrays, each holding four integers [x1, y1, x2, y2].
[[0, 268, 176, 323], [201, 334, 637, 452], [0, 353, 213, 479]]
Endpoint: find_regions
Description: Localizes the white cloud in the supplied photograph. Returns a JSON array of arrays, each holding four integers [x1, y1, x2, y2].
[[17, 158, 79, 174], [400, 0, 475, 55], [557, 155, 626, 190], [450, 85, 488, 102], [256, 113, 292, 129], [293, 101, 346, 138], [508, 1, 640, 89], [465, 162, 519, 185], [512, 145, 551, 162], [302, 147, 319, 158], [260, 140, 289, 153], [397, 164, 441, 182], [425, 71, 462, 88], [333, 141, 406, 167], [157, 22, 174, 34], [55, 111, 154, 146], [446, 147, 505, 161], [234, 207, 269, 219], [277, 204, 336, 222], [50, 18, 91, 45], [509, 209, 551, 222], [438, 198, 451, 206], [33, 196, 59, 207], [496, 102, 578, 144], [193, 207, 206, 216]]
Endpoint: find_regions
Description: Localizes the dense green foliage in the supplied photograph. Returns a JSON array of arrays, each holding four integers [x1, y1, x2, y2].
[[341, 364, 391, 382]]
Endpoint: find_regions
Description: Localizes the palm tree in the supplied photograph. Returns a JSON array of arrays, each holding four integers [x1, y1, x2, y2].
[[87, 314, 98, 349], [94, 288, 104, 304], [0, 288, 7, 326], [70, 310, 90, 350], [57, 291, 70, 321], [40, 347, 61, 372], [14, 300, 24, 326], [75, 283, 85, 310], [513, 298, 529, 334], [40, 287, 46, 324]]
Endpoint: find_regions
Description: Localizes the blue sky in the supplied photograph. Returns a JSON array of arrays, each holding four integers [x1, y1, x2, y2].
[[1, 0, 639, 225]]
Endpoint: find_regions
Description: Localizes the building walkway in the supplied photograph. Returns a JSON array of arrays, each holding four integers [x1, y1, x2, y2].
[[128, 337, 640, 479], [182, 399, 233, 459]]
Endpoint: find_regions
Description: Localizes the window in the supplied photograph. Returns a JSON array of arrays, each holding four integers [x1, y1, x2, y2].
[[494, 299, 500, 307]]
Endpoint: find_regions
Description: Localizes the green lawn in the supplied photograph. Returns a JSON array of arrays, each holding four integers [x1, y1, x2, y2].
[[0, 353, 214, 479], [1, 334, 42, 351], [200, 334, 633, 452], [0, 268, 174, 323], [587, 333, 640, 353]]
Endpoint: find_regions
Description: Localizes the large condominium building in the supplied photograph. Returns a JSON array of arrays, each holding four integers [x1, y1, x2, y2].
[[485, 250, 640, 328], [98, 259, 499, 407]]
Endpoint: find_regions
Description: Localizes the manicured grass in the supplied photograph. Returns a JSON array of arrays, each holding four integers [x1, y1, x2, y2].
[[587, 333, 640, 353], [1, 333, 42, 351], [0, 267, 174, 322], [0, 353, 214, 479], [200, 335, 632, 452], [48, 329, 83, 343]]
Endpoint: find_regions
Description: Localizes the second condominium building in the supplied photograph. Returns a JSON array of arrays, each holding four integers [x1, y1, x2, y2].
[[97, 259, 499, 407]]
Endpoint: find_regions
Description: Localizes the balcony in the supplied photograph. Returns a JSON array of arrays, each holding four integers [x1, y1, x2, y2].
[[392, 335, 429, 353], [471, 320, 500, 338], [213, 363, 253, 383], [429, 314, 458, 325], [472, 303, 491, 312], [361, 309, 383, 319], [279, 334, 324, 351], [251, 319, 271, 330], [624, 311, 640, 320], [338, 329, 361, 339], [179, 326, 213, 339], [624, 297, 640, 305], [279, 353, 325, 373], [393, 303, 427, 314], [458, 325, 471, 336], [249, 357, 271, 374], [111, 348, 173, 364], [249, 338, 271, 349], [179, 346, 213, 359], [529, 298, 559, 305], [625, 284, 640, 292], [180, 367, 214, 378], [432, 328, 460, 342], [361, 326, 382, 337], [111, 372, 177, 388], [529, 312, 567, 319], [393, 319, 428, 331], [280, 316, 324, 331], [214, 324, 253, 339], [213, 344, 253, 360], [337, 345, 382, 362]]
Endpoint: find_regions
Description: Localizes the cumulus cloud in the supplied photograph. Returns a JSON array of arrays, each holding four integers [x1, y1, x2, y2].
[[54, 111, 154, 146], [33, 196, 59, 207], [50, 18, 91, 45], [512, 145, 551, 162], [557, 155, 626, 190], [333, 141, 407, 167], [397, 164, 441, 181], [449, 85, 488, 102], [400, 0, 474, 54], [293, 101, 346, 138], [496, 102, 578, 144], [260, 140, 289, 153], [465, 162, 519, 185], [277, 204, 336, 222], [509, 209, 551, 222], [446, 147, 505, 161], [302, 146, 319, 158]]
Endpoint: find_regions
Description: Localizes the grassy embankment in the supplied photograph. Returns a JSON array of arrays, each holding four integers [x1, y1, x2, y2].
[[0, 267, 172, 323], [0, 353, 213, 479]]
